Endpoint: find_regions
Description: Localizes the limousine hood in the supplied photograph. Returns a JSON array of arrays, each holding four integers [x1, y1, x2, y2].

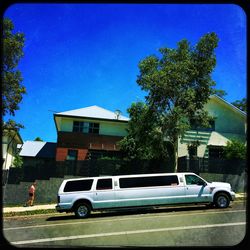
[[210, 182, 231, 189]]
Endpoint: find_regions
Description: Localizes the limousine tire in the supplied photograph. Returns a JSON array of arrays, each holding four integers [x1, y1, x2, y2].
[[214, 192, 230, 208], [74, 202, 91, 218]]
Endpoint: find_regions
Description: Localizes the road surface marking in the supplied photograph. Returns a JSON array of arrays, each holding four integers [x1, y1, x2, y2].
[[10, 222, 246, 245], [4, 209, 245, 231]]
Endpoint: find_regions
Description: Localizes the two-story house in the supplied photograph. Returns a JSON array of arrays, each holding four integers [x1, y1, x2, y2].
[[54, 105, 129, 161], [178, 95, 246, 159]]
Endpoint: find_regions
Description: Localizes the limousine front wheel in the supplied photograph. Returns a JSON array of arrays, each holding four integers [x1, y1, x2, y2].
[[214, 193, 230, 208], [74, 202, 91, 218]]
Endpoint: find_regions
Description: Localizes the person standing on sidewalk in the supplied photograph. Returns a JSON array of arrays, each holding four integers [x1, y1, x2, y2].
[[25, 181, 37, 206]]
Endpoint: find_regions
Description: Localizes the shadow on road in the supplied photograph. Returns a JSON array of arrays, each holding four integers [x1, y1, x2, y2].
[[46, 204, 229, 222]]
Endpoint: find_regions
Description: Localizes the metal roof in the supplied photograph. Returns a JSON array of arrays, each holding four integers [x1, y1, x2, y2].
[[207, 131, 230, 146], [19, 141, 56, 158], [55, 105, 129, 121]]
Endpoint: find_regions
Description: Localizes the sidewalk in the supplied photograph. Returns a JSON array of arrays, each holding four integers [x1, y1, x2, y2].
[[3, 193, 246, 214], [3, 203, 57, 214]]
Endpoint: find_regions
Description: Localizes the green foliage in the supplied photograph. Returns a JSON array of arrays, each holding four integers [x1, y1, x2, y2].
[[187, 140, 200, 159], [211, 89, 227, 98], [98, 156, 119, 160], [3, 18, 26, 118], [121, 33, 220, 169], [3, 119, 24, 132], [34, 137, 43, 141], [4, 209, 57, 217], [224, 139, 246, 160], [12, 155, 23, 168], [119, 102, 170, 160], [231, 98, 246, 112]]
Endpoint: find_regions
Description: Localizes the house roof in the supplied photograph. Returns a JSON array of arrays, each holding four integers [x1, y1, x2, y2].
[[19, 141, 56, 158], [207, 131, 230, 146], [55, 105, 129, 122], [3, 128, 23, 145]]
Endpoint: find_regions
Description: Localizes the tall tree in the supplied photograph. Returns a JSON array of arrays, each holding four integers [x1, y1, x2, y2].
[[2, 18, 26, 130], [121, 32, 219, 171]]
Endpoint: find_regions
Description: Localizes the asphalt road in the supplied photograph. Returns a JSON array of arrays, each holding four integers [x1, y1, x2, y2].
[[3, 201, 246, 247]]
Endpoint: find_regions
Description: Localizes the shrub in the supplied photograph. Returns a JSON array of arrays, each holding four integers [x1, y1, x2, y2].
[[223, 139, 246, 160]]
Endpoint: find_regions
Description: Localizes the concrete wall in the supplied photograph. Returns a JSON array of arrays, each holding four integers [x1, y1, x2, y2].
[[3, 175, 82, 206], [200, 172, 247, 193], [3, 173, 246, 206]]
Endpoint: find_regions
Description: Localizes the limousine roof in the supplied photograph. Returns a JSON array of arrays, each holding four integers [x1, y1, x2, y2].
[[64, 172, 196, 182]]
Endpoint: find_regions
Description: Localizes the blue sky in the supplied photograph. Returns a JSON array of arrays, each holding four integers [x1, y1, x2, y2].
[[4, 3, 246, 143]]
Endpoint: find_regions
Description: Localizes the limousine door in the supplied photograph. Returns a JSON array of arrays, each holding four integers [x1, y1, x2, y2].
[[92, 178, 116, 209], [184, 174, 211, 203]]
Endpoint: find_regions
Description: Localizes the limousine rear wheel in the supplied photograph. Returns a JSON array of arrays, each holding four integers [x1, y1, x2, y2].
[[74, 202, 91, 218], [214, 193, 230, 208]]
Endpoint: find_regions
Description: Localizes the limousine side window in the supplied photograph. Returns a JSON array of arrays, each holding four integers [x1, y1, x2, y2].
[[119, 175, 179, 189], [185, 175, 206, 186], [96, 178, 113, 190], [64, 179, 94, 192]]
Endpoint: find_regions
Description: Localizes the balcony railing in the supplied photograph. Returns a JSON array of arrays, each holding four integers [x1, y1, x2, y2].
[[89, 143, 120, 151]]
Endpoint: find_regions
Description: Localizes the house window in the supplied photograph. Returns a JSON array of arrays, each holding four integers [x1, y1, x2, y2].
[[73, 121, 84, 132], [73, 121, 99, 134], [67, 149, 78, 161], [89, 123, 99, 134]]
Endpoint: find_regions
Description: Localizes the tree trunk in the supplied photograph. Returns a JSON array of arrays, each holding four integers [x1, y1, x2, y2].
[[173, 135, 179, 173]]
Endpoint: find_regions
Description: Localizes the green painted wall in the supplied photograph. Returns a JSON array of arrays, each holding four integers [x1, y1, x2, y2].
[[60, 118, 72, 132], [204, 97, 245, 135], [100, 121, 127, 136]]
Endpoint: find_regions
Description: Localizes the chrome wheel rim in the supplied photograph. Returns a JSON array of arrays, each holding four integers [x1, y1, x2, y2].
[[217, 196, 228, 207], [78, 205, 88, 217]]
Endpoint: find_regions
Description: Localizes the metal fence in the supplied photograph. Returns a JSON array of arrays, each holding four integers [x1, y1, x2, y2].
[[5, 157, 246, 184], [6, 158, 175, 184], [178, 156, 246, 175]]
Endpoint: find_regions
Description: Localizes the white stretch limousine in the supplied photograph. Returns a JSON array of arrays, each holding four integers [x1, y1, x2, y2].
[[56, 172, 235, 218]]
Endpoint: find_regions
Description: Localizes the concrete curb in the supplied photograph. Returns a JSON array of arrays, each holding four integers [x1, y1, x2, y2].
[[3, 193, 246, 214]]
